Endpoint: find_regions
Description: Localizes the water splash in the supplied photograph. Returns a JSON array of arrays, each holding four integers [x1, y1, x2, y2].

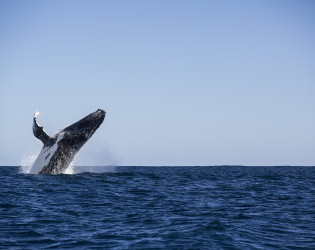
[[69, 145, 119, 174], [71, 165, 116, 174], [20, 153, 116, 174], [20, 153, 39, 174], [64, 162, 74, 174]]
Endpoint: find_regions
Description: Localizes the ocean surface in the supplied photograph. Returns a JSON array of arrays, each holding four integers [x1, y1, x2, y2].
[[0, 166, 314, 249]]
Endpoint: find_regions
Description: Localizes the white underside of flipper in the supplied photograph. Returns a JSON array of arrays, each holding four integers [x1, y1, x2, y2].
[[29, 133, 64, 174]]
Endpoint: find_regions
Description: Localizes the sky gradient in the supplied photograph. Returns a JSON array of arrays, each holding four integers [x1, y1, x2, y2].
[[1, 0, 314, 166]]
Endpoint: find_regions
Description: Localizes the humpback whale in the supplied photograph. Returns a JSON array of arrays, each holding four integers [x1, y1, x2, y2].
[[30, 109, 106, 174]]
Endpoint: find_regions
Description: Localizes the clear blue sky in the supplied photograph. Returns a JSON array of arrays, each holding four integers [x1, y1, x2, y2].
[[1, 0, 314, 166]]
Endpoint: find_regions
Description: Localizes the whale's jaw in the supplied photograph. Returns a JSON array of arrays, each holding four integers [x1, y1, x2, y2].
[[30, 109, 106, 174], [62, 109, 105, 140]]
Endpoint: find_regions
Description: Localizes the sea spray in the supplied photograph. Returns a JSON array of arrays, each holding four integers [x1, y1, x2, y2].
[[64, 162, 74, 175], [19, 153, 39, 173], [20, 153, 116, 174], [70, 145, 119, 173], [71, 165, 117, 174]]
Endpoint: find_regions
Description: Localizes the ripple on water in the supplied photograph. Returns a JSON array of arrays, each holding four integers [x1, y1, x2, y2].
[[0, 166, 314, 249]]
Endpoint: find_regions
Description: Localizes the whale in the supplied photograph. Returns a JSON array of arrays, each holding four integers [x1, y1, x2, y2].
[[30, 109, 106, 174]]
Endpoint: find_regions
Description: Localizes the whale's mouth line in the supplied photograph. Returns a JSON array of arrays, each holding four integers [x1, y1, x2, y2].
[[63, 111, 105, 137], [67, 118, 104, 138]]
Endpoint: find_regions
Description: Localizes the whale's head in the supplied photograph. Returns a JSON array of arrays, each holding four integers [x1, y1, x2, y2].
[[61, 109, 106, 149]]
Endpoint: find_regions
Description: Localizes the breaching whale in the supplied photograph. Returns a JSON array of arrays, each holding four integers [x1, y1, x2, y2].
[[30, 109, 106, 174]]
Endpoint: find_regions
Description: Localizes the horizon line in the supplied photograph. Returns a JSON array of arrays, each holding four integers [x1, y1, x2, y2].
[[2, 165, 315, 167]]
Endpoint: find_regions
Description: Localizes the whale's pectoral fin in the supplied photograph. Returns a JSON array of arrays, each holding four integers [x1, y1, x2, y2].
[[33, 113, 55, 147]]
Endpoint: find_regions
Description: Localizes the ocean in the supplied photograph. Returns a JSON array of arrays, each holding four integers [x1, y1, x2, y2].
[[0, 166, 314, 249]]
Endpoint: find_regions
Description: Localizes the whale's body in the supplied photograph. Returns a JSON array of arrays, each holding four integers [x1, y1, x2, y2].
[[30, 109, 106, 174]]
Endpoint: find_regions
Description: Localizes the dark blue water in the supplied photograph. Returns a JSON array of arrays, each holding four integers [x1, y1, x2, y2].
[[0, 166, 314, 249]]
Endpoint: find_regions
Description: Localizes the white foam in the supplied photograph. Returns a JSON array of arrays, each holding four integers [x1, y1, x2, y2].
[[64, 162, 74, 174], [20, 153, 116, 174], [19, 153, 39, 173]]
